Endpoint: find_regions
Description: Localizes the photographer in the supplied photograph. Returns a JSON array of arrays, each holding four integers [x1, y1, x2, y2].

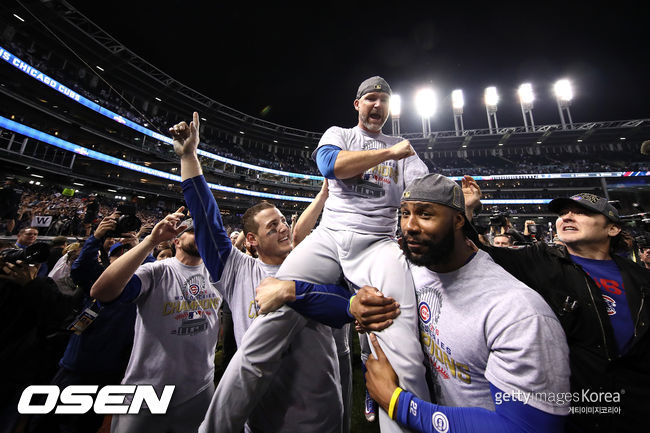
[[487, 211, 527, 245], [42, 211, 152, 433]]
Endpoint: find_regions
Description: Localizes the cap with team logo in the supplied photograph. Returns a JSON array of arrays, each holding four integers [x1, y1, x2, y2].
[[176, 218, 195, 237], [402, 173, 479, 241], [356, 76, 392, 99], [548, 193, 620, 223]]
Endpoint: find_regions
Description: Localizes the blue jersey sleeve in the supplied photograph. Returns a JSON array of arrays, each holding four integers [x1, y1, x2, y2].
[[286, 280, 353, 328], [395, 384, 565, 433], [70, 234, 105, 293], [181, 175, 233, 282], [316, 145, 341, 179]]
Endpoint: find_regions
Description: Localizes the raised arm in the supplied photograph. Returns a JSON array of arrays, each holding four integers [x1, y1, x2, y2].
[[324, 139, 415, 180], [90, 209, 185, 302], [292, 179, 328, 247], [170, 111, 202, 181], [171, 112, 234, 282], [462, 175, 482, 222]]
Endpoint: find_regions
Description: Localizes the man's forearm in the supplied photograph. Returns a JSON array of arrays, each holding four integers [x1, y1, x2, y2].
[[181, 153, 203, 181], [90, 236, 155, 302], [292, 191, 327, 247], [333, 149, 393, 179]]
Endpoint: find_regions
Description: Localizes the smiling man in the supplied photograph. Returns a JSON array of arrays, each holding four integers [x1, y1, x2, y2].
[[356, 173, 570, 433], [460, 186, 650, 433], [205, 76, 430, 433]]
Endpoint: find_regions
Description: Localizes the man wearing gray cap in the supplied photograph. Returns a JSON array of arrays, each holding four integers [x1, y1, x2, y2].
[[91, 211, 223, 433], [208, 76, 430, 433], [358, 174, 570, 433], [459, 186, 650, 433]]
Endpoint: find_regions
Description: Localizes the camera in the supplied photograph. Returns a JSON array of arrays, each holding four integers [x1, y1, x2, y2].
[[489, 211, 510, 227], [635, 235, 650, 249], [105, 203, 142, 238], [0, 242, 50, 266]]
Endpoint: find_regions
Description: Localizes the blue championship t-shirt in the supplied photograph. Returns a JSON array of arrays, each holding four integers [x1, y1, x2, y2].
[[571, 255, 634, 355]]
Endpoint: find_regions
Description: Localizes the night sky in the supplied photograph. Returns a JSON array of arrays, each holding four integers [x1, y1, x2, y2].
[[63, 1, 650, 135]]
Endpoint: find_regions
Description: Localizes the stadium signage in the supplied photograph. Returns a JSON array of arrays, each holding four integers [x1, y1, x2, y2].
[[17, 385, 175, 415]]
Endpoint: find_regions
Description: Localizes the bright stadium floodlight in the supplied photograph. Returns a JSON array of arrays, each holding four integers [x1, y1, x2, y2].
[[484, 86, 499, 134], [451, 89, 464, 136], [554, 79, 574, 129], [391, 94, 401, 135], [518, 83, 535, 132], [518, 83, 534, 106], [554, 79, 573, 102], [415, 88, 436, 137]]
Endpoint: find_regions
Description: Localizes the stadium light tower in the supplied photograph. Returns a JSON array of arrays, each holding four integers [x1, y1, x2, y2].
[[484, 86, 499, 134], [554, 79, 574, 130], [518, 83, 535, 132], [451, 89, 464, 136], [390, 94, 401, 135], [415, 88, 436, 137]]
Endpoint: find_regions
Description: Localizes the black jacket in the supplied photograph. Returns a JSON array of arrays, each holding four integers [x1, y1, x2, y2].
[[481, 242, 650, 433]]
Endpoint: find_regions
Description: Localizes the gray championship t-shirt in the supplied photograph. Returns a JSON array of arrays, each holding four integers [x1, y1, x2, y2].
[[122, 258, 222, 407], [412, 250, 570, 415], [213, 246, 280, 345], [314, 126, 429, 235]]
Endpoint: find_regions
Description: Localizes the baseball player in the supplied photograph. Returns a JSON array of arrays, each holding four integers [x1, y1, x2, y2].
[[209, 76, 431, 433], [170, 113, 378, 432], [91, 210, 222, 433], [359, 174, 570, 433]]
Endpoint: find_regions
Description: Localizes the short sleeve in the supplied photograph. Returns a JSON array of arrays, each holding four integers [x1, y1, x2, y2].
[[484, 313, 570, 415], [403, 154, 429, 189], [133, 260, 158, 302], [312, 127, 347, 160]]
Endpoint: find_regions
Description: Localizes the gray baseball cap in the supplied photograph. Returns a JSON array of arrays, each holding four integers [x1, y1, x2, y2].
[[176, 218, 195, 237], [402, 173, 479, 240], [548, 193, 620, 223], [356, 76, 392, 99]]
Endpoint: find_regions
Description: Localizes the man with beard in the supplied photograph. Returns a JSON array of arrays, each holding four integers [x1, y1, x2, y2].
[[208, 76, 430, 433], [354, 174, 571, 433], [91, 210, 222, 433]]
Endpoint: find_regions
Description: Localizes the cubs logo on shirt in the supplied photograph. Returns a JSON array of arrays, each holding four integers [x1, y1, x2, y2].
[[419, 302, 431, 323]]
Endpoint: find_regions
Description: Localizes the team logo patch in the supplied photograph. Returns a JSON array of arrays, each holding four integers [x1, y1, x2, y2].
[[432, 411, 449, 433], [403, 191, 411, 198], [419, 302, 431, 323], [572, 193, 600, 204], [602, 294, 617, 316], [189, 283, 200, 296]]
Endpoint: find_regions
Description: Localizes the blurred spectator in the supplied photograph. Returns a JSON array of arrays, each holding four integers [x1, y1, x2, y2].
[[82, 195, 100, 236], [46, 236, 69, 272], [14, 227, 38, 249], [492, 233, 513, 247], [0, 178, 23, 235], [48, 242, 83, 295], [156, 248, 173, 260], [640, 247, 650, 269]]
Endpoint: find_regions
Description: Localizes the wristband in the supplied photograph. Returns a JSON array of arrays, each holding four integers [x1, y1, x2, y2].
[[347, 294, 356, 317], [388, 387, 403, 420]]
